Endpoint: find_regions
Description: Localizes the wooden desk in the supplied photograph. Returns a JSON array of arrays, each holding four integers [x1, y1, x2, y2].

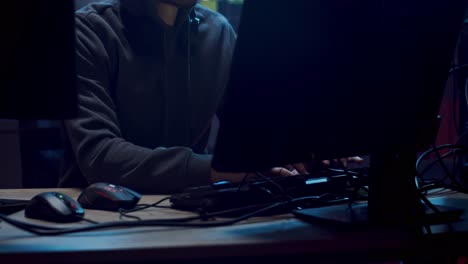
[[0, 188, 467, 263]]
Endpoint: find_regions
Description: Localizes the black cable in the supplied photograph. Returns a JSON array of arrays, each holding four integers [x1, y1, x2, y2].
[[424, 224, 432, 235], [259, 187, 275, 199], [432, 144, 455, 185], [151, 205, 172, 209], [416, 145, 468, 191], [0, 213, 207, 236], [417, 189, 440, 214], [1, 203, 283, 236], [125, 200, 287, 227], [415, 144, 468, 198], [419, 182, 466, 194], [119, 173, 291, 221], [327, 161, 368, 203], [119, 197, 171, 220], [337, 159, 349, 176], [417, 150, 458, 182], [84, 202, 285, 234], [0, 196, 327, 236], [236, 173, 251, 193], [255, 172, 293, 202], [415, 182, 439, 235], [416, 144, 462, 173], [118, 212, 141, 221], [255, 172, 285, 193], [327, 168, 363, 177], [432, 144, 467, 192], [416, 185, 457, 234], [415, 147, 462, 233], [134, 197, 171, 212]]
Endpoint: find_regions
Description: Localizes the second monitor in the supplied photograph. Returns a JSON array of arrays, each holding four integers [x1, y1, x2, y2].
[[212, 0, 467, 226]]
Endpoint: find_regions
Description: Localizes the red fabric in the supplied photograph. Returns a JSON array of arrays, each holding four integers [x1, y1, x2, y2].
[[457, 256, 468, 264], [436, 77, 459, 146]]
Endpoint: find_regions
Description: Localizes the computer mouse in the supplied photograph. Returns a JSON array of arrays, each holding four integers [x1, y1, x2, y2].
[[77, 182, 142, 211], [25, 192, 85, 223]]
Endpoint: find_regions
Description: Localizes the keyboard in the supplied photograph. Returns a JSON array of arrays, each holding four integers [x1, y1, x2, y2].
[[170, 170, 369, 216], [0, 198, 30, 215]]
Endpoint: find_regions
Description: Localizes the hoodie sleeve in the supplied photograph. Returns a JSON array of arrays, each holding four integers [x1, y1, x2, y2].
[[64, 14, 212, 194]]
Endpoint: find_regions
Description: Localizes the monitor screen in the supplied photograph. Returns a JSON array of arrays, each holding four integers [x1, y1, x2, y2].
[[212, 0, 467, 226], [0, 1, 76, 119]]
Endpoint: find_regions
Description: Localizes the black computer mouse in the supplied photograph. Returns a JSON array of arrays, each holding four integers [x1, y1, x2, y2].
[[77, 182, 142, 211], [25, 192, 85, 223]]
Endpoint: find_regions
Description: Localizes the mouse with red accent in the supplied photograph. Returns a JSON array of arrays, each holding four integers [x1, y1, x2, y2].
[[77, 182, 142, 211], [25, 192, 85, 223]]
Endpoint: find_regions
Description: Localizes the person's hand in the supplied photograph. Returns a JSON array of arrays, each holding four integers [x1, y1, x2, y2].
[[210, 156, 364, 183], [321, 156, 364, 168], [210, 166, 300, 183], [278, 156, 365, 176], [210, 168, 248, 183], [270, 163, 308, 176]]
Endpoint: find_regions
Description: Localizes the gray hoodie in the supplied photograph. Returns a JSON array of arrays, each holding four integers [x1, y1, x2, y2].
[[58, 0, 236, 193]]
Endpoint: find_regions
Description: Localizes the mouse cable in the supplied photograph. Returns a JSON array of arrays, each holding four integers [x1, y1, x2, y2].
[[118, 199, 286, 223], [126, 197, 171, 213], [119, 197, 171, 220], [0, 196, 324, 236], [122, 192, 283, 221], [0, 202, 283, 235], [0, 208, 203, 233]]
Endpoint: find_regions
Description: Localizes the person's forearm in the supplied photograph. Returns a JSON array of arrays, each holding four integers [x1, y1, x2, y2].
[[66, 124, 212, 194]]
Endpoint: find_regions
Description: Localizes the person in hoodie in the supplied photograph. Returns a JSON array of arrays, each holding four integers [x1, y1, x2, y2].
[[59, 0, 306, 194]]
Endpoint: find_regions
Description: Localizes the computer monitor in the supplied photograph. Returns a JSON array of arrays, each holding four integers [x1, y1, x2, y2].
[[0, 1, 76, 119], [212, 0, 467, 227]]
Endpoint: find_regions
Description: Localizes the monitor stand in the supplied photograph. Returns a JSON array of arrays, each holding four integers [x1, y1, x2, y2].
[[294, 150, 464, 228], [293, 202, 464, 228]]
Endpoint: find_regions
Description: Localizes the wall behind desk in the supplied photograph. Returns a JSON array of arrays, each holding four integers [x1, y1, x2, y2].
[[0, 120, 22, 188]]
